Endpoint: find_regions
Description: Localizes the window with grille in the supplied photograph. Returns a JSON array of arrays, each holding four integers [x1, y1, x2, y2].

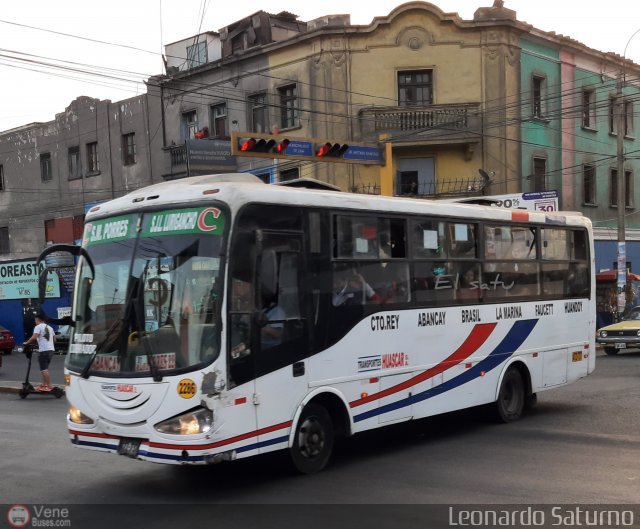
[[610, 168, 633, 208], [532, 157, 547, 192], [583, 164, 596, 205], [582, 89, 596, 128], [68, 146, 80, 180], [210, 103, 228, 138], [279, 85, 298, 129], [249, 93, 268, 133], [122, 133, 136, 165], [40, 153, 52, 182], [182, 110, 198, 140], [87, 142, 99, 174], [532, 76, 545, 118]]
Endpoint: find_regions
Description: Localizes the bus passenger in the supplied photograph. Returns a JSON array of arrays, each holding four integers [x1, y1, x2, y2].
[[332, 270, 380, 306]]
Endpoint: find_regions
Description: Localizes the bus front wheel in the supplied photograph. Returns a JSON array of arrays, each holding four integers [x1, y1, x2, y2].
[[290, 402, 334, 474], [494, 367, 525, 423]]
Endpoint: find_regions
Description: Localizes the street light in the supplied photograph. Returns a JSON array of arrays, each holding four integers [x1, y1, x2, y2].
[[616, 29, 640, 313]]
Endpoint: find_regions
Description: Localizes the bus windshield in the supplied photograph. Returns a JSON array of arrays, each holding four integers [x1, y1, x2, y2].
[[67, 206, 226, 376]]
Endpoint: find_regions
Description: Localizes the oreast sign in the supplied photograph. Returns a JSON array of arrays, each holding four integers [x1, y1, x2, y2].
[[0, 259, 60, 300]]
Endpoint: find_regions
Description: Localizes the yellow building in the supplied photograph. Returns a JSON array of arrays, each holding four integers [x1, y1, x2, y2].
[[153, 2, 522, 197]]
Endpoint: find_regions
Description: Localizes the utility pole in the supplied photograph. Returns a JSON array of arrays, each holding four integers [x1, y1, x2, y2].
[[616, 71, 626, 314]]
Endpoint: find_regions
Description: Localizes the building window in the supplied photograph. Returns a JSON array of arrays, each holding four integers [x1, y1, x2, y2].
[[398, 171, 419, 195], [532, 157, 547, 192], [210, 103, 228, 138], [249, 93, 268, 133], [279, 85, 298, 129], [68, 146, 81, 180], [182, 110, 198, 141], [398, 70, 433, 106], [609, 98, 635, 136], [583, 164, 596, 205], [532, 75, 546, 118], [0, 226, 8, 254], [625, 101, 634, 136], [610, 168, 633, 208], [582, 89, 596, 128], [186, 41, 207, 69], [231, 34, 244, 54], [0, 165, 4, 191], [122, 133, 136, 165], [280, 167, 299, 182], [40, 153, 52, 182], [86, 142, 99, 174]]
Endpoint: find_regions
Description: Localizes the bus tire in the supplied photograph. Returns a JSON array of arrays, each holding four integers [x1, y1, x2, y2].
[[494, 367, 525, 423], [603, 347, 619, 356], [290, 402, 334, 474]]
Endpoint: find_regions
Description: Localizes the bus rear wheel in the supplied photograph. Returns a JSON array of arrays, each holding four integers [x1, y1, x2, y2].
[[494, 367, 525, 423], [290, 402, 334, 474]]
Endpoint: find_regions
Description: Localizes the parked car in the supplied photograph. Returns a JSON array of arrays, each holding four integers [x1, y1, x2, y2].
[[0, 325, 16, 355], [55, 325, 72, 353], [596, 306, 640, 355]]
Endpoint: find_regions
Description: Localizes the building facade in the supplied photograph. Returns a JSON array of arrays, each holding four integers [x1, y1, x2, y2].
[[1, 1, 640, 276]]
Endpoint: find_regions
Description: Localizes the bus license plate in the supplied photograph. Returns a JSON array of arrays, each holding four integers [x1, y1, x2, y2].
[[571, 351, 582, 362], [615, 343, 627, 350], [118, 438, 141, 458]]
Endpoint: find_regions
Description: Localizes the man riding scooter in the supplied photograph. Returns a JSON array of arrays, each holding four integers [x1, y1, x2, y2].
[[23, 313, 56, 391]]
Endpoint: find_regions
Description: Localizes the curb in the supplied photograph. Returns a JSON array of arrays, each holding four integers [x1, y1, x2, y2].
[[0, 384, 23, 394]]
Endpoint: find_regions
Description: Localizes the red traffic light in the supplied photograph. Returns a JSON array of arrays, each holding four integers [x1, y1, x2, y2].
[[241, 138, 257, 151], [276, 139, 290, 154], [240, 138, 277, 153], [316, 142, 349, 157]]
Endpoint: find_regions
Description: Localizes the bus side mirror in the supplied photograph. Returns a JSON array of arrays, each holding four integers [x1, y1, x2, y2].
[[36, 244, 93, 325]]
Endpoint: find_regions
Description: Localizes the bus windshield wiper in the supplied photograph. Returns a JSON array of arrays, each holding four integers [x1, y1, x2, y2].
[[134, 262, 163, 382]]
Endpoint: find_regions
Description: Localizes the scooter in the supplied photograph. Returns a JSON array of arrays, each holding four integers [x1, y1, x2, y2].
[[17, 344, 64, 399]]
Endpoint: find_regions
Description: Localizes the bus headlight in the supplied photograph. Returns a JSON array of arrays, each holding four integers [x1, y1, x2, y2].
[[68, 405, 94, 425], [599, 330, 607, 338], [154, 408, 213, 435]]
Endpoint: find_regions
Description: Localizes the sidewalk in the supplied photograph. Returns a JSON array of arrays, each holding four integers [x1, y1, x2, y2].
[[0, 351, 66, 394]]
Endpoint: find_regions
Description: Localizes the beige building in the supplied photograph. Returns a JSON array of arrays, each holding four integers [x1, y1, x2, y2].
[[149, 2, 522, 197]]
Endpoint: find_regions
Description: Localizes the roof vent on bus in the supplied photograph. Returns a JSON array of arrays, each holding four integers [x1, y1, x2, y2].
[[276, 178, 341, 191]]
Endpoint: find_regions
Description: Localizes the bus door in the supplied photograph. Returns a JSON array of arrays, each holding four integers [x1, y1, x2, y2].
[[253, 231, 309, 452]]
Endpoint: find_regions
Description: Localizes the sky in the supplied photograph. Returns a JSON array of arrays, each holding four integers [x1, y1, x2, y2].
[[1, 0, 640, 132]]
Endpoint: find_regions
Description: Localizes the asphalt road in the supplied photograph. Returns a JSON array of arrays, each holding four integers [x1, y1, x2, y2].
[[1, 349, 639, 504]]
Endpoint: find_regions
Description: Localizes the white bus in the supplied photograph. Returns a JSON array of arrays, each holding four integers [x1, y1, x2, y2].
[[38, 174, 595, 474]]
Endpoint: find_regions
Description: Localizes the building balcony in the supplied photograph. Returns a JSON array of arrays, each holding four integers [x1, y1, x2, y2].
[[358, 103, 481, 153], [163, 144, 188, 179]]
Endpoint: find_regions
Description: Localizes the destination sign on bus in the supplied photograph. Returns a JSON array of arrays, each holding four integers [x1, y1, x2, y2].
[[489, 190, 558, 212]]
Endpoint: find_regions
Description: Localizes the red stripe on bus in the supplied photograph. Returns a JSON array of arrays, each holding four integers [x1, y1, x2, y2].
[[69, 429, 116, 440], [349, 322, 497, 408], [148, 420, 293, 451], [511, 211, 529, 222]]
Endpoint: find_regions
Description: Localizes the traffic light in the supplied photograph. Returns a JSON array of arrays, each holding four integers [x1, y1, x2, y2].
[[240, 138, 276, 153], [231, 132, 382, 164], [238, 137, 291, 155], [316, 142, 349, 158]]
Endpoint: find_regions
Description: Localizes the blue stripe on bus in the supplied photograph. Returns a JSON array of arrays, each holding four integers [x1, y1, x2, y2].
[[74, 439, 119, 451], [353, 319, 538, 422], [236, 435, 289, 453]]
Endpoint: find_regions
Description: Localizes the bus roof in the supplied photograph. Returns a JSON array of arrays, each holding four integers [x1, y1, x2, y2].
[[85, 173, 591, 229]]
